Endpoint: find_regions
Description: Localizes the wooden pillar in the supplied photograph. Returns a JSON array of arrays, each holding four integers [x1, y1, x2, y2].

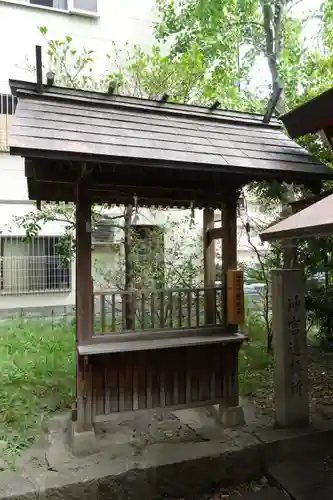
[[283, 199, 308, 269], [75, 185, 93, 430], [222, 197, 237, 331], [76, 186, 93, 343], [203, 208, 216, 324], [218, 195, 245, 425], [282, 241, 297, 268]]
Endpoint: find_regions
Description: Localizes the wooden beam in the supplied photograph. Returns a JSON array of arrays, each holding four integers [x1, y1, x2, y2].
[[26, 159, 245, 208], [203, 208, 216, 324], [27, 162, 228, 198], [35, 45, 43, 94], [27, 179, 229, 209], [222, 197, 238, 331], [207, 226, 225, 242]]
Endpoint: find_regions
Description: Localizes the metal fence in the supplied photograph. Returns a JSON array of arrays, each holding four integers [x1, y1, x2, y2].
[[0, 235, 72, 295]]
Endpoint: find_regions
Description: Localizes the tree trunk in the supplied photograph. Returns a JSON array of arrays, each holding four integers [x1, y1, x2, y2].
[[267, 330, 273, 353], [261, 0, 288, 115]]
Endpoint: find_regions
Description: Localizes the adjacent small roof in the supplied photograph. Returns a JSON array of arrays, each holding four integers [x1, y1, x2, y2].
[[9, 80, 333, 180], [281, 87, 333, 139], [260, 192, 333, 241]]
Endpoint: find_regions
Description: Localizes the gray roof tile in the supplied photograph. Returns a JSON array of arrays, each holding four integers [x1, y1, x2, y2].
[[8, 80, 333, 180]]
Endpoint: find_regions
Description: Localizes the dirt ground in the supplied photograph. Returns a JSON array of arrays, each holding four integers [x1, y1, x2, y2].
[[247, 346, 333, 413], [180, 477, 269, 499]]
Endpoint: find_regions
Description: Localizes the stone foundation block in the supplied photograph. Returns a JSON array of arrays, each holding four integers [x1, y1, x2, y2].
[[220, 405, 246, 427], [69, 420, 99, 456]]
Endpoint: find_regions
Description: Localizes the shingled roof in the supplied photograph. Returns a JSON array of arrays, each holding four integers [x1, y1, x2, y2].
[[260, 192, 333, 241], [281, 87, 333, 139], [9, 80, 333, 180]]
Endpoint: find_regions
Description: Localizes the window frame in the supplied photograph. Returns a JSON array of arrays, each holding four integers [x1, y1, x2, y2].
[[0, 235, 72, 296], [0, 0, 99, 18], [29, 0, 63, 10]]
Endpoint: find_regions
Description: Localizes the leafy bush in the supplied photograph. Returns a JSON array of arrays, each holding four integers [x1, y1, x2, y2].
[[306, 284, 333, 348]]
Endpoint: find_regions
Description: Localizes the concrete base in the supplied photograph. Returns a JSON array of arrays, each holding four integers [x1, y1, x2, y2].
[[1, 405, 333, 500], [68, 420, 99, 457], [219, 405, 246, 427]]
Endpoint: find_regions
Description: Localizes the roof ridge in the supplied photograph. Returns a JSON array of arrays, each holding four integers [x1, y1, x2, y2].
[[9, 79, 282, 129]]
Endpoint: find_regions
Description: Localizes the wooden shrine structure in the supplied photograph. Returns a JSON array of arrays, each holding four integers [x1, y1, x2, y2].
[[261, 86, 333, 243], [258, 89, 333, 429], [8, 72, 333, 447]]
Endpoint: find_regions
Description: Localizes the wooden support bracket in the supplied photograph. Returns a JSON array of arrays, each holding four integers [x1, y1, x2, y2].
[[206, 226, 225, 242]]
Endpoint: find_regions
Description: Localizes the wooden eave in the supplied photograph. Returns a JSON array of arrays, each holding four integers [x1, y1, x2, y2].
[[260, 192, 333, 241], [9, 80, 333, 208], [281, 87, 333, 139]]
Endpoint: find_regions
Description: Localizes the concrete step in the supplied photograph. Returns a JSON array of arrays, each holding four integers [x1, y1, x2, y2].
[[229, 487, 288, 499], [267, 455, 333, 500]]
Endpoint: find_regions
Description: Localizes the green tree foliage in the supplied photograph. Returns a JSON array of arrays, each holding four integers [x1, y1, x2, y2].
[[154, 0, 333, 206], [154, 0, 300, 106]]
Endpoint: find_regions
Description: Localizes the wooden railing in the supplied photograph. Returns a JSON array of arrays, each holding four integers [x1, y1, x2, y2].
[[93, 287, 224, 334]]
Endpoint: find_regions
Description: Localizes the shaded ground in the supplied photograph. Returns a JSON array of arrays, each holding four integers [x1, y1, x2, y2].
[[267, 453, 333, 500], [309, 347, 333, 408], [244, 345, 333, 413], [173, 477, 270, 499]]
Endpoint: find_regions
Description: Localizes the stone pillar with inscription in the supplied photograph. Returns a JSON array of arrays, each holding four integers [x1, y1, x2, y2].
[[272, 269, 309, 428]]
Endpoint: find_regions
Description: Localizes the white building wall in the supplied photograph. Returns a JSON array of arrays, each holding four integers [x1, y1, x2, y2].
[[0, 0, 156, 311], [0, 0, 156, 93]]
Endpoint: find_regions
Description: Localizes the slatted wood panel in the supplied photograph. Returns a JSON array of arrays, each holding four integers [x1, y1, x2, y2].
[[77, 342, 240, 422], [94, 286, 224, 334]]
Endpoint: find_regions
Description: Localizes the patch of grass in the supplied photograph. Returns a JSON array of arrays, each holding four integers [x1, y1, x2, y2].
[[0, 320, 75, 454], [239, 312, 273, 399]]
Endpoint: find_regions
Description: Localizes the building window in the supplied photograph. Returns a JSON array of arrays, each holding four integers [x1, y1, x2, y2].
[[2, 0, 98, 14], [0, 94, 17, 116], [0, 94, 17, 152], [0, 236, 72, 295], [29, 0, 68, 8], [28, 0, 98, 11]]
